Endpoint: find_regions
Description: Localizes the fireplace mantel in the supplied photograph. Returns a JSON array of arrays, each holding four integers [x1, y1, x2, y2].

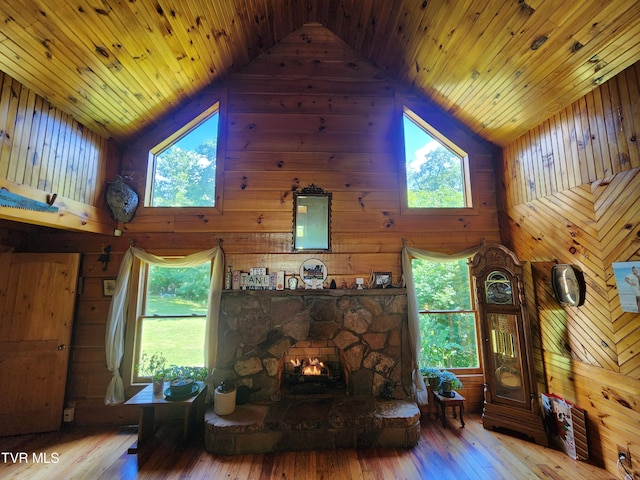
[[222, 288, 406, 297]]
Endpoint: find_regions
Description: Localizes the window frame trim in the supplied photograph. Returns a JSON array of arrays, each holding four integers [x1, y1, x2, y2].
[[144, 91, 227, 214], [122, 257, 212, 389], [413, 258, 483, 375], [396, 96, 479, 216]]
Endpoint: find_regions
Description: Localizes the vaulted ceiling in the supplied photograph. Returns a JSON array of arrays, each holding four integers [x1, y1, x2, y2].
[[1, 0, 638, 148]]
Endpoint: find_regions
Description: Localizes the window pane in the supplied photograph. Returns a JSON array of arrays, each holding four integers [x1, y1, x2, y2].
[[412, 257, 479, 369], [150, 112, 219, 207], [145, 264, 211, 313], [403, 112, 465, 208], [138, 263, 210, 371], [412, 258, 472, 311], [139, 317, 206, 368], [419, 312, 479, 368]]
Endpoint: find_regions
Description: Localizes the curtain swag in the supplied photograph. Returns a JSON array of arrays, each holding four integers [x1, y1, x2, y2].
[[401, 242, 483, 406], [104, 245, 224, 405]]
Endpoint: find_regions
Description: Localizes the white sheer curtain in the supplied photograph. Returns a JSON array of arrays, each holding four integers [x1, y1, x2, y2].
[[104, 245, 224, 405], [401, 242, 483, 406]]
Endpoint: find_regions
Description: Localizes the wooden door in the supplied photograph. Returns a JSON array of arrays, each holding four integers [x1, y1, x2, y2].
[[0, 253, 80, 436]]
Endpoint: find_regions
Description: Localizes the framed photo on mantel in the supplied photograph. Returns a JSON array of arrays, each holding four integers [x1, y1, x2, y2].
[[371, 272, 392, 288]]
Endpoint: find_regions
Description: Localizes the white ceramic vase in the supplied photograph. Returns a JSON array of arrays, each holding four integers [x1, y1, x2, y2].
[[214, 388, 237, 415]]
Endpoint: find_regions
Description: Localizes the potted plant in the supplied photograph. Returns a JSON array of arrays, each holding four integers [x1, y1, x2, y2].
[[438, 369, 463, 397], [164, 364, 208, 398], [420, 367, 442, 391], [138, 352, 167, 394]]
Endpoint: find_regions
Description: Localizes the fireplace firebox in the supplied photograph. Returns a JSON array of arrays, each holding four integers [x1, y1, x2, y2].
[[278, 339, 349, 396]]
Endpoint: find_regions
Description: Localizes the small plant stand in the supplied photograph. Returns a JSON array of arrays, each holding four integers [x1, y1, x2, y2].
[[433, 390, 465, 428], [125, 381, 207, 454]]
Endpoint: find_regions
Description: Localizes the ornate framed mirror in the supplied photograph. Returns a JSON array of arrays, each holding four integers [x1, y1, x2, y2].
[[293, 184, 331, 252]]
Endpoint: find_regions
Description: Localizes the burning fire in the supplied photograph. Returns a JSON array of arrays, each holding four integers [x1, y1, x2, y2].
[[291, 358, 326, 376]]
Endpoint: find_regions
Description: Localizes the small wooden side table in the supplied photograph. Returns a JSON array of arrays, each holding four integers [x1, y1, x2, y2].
[[125, 381, 207, 453], [433, 390, 465, 428]]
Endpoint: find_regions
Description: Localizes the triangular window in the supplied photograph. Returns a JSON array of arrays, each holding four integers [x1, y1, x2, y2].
[[146, 103, 219, 207], [402, 107, 470, 209]]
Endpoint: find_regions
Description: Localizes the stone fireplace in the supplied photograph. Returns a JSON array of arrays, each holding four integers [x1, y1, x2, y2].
[[205, 288, 421, 455], [212, 289, 412, 402]]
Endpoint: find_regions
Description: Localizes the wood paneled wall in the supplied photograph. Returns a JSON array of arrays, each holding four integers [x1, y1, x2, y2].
[[0, 71, 117, 233], [499, 61, 640, 474], [11, 24, 499, 426], [121, 23, 501, 282]]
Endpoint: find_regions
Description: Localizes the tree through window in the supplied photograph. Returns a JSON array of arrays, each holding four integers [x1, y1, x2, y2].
[[412, 257, 480, 369], [147, 104, 219, 207], [402, 107, 470, 209]]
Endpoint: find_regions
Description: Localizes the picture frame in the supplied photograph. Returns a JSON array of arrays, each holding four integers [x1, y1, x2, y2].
[[371, 272, 392, 289], [612, 261, 640, 313], [102, 278, 116, 297]]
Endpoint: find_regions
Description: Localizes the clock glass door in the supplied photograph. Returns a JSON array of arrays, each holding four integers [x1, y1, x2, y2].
[[488, 313, 526, 404]]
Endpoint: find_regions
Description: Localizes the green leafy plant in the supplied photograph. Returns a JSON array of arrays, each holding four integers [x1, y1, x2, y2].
[[419, 366, 442, 379], [438, 369, 463, 391], [138, 352, 167, 382], [420, 367, 462, 391], [420, 366, 442, 390], [163, 364, 208, 382]]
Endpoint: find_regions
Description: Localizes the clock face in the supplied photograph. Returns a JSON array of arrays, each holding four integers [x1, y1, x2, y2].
[[485, 271, 513, 304]]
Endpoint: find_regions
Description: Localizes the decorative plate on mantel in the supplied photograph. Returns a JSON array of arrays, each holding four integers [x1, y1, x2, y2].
[[299, 258, 327, 287]]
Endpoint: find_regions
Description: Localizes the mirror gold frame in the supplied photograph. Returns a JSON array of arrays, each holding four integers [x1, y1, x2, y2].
[[293, 184, 331, 252]]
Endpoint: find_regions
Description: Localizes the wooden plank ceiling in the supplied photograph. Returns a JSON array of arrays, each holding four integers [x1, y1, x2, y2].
[[0, 0, 638, 148]]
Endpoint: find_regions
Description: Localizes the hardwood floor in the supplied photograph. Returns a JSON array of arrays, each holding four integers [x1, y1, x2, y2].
[[1, 414, 616, 480]]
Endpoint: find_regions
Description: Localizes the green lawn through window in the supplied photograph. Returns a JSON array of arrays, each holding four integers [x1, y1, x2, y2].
[[140, 296, 207, 367]]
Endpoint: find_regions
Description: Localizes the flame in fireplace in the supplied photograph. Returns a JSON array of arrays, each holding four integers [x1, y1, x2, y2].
[[291, 358, 326, 376]]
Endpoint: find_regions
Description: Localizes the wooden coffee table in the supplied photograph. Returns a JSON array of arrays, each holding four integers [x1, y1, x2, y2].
[[125, 381, 207, 453], [433, 390, 465, 428]]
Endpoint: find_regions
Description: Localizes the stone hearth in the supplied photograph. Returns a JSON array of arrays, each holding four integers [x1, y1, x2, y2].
[[204, 397, 420, 454]]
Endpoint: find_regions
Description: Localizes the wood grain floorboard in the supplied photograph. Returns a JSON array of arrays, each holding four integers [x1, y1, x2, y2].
[[0, 414, 617, 479]]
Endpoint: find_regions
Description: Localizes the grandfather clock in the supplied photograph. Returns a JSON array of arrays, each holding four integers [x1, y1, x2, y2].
[[471, 244, 547, 445]]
